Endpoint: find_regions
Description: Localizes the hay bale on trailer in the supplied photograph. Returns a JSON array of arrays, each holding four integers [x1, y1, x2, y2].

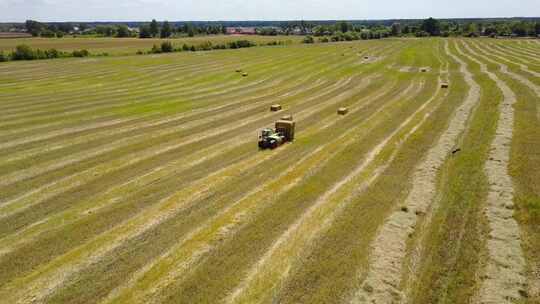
[[281, 115, 293, 121], [441, 83, 449, 88], [337, 107, 349, 115], [270, 104, 282, 112]]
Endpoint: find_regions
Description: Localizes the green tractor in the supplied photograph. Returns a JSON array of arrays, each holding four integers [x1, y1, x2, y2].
[[258, 119, 295, 150]]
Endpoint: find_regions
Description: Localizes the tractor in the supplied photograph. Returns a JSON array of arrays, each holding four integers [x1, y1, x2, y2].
[[258, 119, 295, 149]]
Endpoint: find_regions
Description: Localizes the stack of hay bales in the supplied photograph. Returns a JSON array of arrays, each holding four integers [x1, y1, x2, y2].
[[337, 107, 349, 115], [270, 104, 282, 112]]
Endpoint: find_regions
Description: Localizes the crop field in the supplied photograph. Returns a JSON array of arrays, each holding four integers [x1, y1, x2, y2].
[[0, 37, 539, 304], [0, 35, 301, 55]]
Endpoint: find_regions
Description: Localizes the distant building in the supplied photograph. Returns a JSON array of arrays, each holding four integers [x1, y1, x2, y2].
[[226, 27, 257, 35]]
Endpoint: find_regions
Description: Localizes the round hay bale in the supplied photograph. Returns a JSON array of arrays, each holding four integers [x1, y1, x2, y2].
[[441, 83, 449, 88], [242, 72, 248, 77]]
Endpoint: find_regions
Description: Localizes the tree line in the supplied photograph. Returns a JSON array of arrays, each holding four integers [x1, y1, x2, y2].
[[14, 18, 540, 39]]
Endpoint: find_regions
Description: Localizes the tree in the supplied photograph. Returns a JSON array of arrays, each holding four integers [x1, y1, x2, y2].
[[337, 21, 350, 33], [536, 22, 540, 36], [139, 25, 152, 38], [421, 17, 441, 36], [12, 44, 35, 60], [161, 21, 172, 38], [116, 25, 130, 38], [150, 19, 159, 37], [391, 23, 402, 36], [25, 20, 45, 36]]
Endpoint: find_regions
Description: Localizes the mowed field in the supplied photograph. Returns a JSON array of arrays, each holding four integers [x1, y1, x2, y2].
[[0, 37, 539, 304], [0, 35, 302, 55]]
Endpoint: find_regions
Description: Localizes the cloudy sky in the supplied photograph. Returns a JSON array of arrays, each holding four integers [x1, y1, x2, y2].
[[1, 0, 538, 22]]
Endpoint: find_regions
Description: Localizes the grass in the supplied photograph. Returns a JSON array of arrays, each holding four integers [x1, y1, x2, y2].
[[0, 38, 538, 304], [0, 35, 302, 56]]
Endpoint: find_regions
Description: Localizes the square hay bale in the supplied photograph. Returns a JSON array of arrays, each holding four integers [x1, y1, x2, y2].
[[281, 115, 293, 121], [337, 107, 349, 115], [270, 104, 282, 112], [441, 83, 449, 88]]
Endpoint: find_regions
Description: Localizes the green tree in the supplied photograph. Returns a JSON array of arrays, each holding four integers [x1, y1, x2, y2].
[[25, 20, 45, 36], [391, 23, 401, 36], [150, 19, 159, 37], [116, 25, 131, 38], [337, 21, 350, 33], [161, 21, 172, 38], [421, 17, 441, 36], [139, 25, 152, 38], [12, 44, 35, 60], [535, 22, 540, 35]]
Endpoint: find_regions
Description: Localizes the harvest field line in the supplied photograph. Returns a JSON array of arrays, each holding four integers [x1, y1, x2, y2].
[[0, 70, 396, 302], [1, 37, 537, 304], [466, 41, 540, 96], [477, 42, 540, 78], [227, 70, 443, 304], [102, 77, 420, 304], [455, 41, 527, 304], [0, 76, 371, 258], [351, 39, 478, 303]]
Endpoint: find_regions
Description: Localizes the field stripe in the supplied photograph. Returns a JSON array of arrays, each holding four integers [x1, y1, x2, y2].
[[99, 77, 411, 304], [227, 67, 446, 304], [456, 40, 527, 304], [351, 39, 479, 303], [0, 75, 384, 303]]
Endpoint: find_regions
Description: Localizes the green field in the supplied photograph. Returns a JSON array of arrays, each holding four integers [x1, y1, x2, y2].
[[0, 37, 539, 304], [0, 35, 301, 56]]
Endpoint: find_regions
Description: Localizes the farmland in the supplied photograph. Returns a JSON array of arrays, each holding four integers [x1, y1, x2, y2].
[[0, 37, 539, 304], [0, 35, 301, 56]]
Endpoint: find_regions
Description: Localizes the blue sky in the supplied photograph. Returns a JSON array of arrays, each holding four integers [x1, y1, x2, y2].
[[1, 0, 539, 22]]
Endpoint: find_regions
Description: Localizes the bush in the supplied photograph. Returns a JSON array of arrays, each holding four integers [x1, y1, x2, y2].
[[72, 49, 89, 57], [319, 37, 329, 43], [151, 44, 161, 53], [12, 44, 35, 60], [160, 41, 174, 53], [303, 35, 315, 44], [182, 44, 190, 51], [0, 51, 8, 62]]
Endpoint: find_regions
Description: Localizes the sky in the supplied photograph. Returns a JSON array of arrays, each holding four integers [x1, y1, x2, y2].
[[0, 0, 539, 22]]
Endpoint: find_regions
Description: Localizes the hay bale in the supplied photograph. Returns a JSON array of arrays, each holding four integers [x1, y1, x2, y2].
[[364, 56, 369, 59], [337, 107, 349, 115], [270, 104, 282, 112], [242, 72, 248, 77], [420, 68, 428, 73], [441, 83, 449, 88], [235, 69, 242, 73], [281, 115, 293, 121]]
